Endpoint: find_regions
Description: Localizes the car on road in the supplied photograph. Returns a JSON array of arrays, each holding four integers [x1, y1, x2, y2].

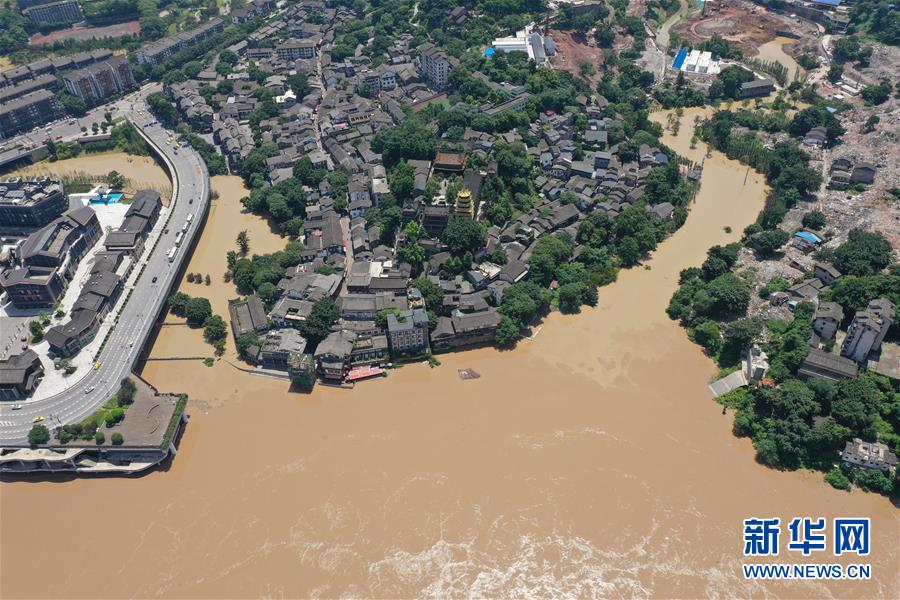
[[93, 361, 101, 370], [11, 404, 22, 410], [32, 416, 44, 423], [85, 386, 95, 394], [152, 276, 158, 283]]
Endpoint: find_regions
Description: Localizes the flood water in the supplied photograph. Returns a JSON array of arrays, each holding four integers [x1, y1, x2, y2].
[[755, 36, 804, 82], [2, 114, 898, 599], [151, 175, 286, 359], [12, 151, 172, 203]]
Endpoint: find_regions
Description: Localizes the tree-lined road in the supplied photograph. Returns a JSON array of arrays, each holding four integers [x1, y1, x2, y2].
[[0, 89, 210, 444]]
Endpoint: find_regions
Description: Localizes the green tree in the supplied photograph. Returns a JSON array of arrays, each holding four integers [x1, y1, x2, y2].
[[442, 217, 485, 257], [28, 424, 50, 446], [185, 297, 213, 327], [117, 378, 136, 406], [801, 211, 826, 230], [57, 91, 87, 117], [95, 431, 106, 445], [494, 315, 521, 347], [111, 432, 124, 446], [751, 228, 789, 257], [301, 298, 340, 346], [106, 171, 126, 190], [236, 332, 261, 358], [203, 315, 228, 341], [831, 375, 884, 433], [706, 273, 751, 316], [832, 229, 893, 276], [29, 320, 44, 342], [500, 281, 551, 329], [557, 282, 586, 313], [827, 62, 844, 83], [387, 162, 416, 201], [169, 291, 191, 316], [236, 230, 250, 255], [398, 242, 426, 270], [412, 277, 444, 312], [692, 321, 722, 355], [375, 308, 402, 329], [403, 221, 424, 243]]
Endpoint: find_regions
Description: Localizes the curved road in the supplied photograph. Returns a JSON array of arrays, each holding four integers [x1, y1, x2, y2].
[[0, 92, 209, 445]]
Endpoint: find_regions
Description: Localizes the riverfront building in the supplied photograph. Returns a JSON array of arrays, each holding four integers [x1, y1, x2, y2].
[[841, 438, 899, 474], [386, 308, 429, 358], [1, 206, 101, 309]]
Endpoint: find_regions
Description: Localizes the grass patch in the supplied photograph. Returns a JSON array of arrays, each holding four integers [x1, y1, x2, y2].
[[160, 394, 188, 449]]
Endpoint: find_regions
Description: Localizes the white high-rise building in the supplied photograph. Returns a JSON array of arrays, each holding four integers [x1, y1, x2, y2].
[[418, 43, 451, 91], [841, 298, 895, 363]]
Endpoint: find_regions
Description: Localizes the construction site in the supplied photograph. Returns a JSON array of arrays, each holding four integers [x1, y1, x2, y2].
[[671, 0, 817, 56]]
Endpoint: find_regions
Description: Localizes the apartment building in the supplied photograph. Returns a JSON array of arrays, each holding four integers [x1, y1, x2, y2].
[[0, 89, 63, 140], [418, 43, 451, 90], [134, 18, 225, 65], [63, 57, 135, 106], [841, 299, 896, 363]]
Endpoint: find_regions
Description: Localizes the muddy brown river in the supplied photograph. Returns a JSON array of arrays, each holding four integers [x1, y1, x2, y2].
[[1, 117, 897, 598], [13, 151, 172, 202]]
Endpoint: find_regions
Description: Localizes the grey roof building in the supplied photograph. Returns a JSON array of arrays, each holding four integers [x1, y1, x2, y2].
[[797, 348, 858, 382], [0, 350, 43, 401], [228, 295, 269, 339]]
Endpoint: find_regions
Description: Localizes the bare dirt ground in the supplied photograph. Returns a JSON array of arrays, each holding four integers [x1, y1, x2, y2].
[[672, 1, 809, 55], [548, 29, 607, 85], [627, 0, 647, 16], [842, 43, 900, 88]]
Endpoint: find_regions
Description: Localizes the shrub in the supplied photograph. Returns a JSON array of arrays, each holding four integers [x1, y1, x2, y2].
[[95, 432, 105, 445], [801, 211, 826, 230], [111, 432, 124, 446], [824, 467, 851, 491]]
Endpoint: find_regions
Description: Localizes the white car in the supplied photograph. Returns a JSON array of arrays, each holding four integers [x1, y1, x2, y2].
[[11, 404, 22, 410], [85, 386, 95, 394]]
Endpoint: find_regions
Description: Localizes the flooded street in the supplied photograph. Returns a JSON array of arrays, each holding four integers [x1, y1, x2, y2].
[[2, 115, 898, 599], [12, 151, 172, 202]]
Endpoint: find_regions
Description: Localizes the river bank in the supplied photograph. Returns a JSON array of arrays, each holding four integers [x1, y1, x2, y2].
[[2, 113, 897, 598]]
